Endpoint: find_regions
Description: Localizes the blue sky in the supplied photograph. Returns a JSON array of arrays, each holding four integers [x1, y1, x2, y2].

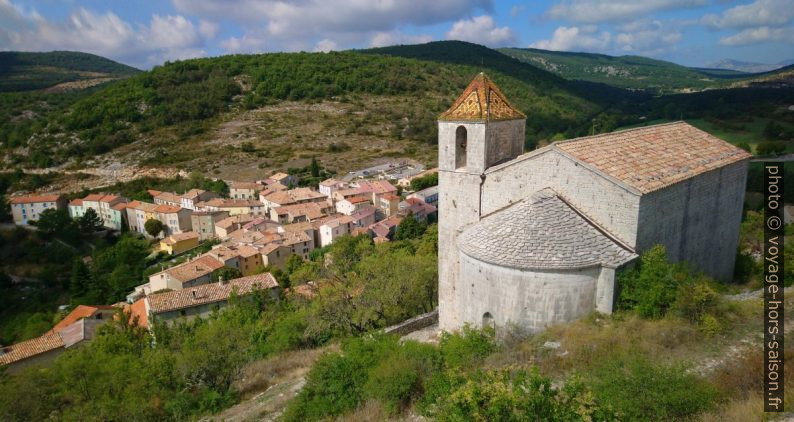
[[1, 0, 792, 69]]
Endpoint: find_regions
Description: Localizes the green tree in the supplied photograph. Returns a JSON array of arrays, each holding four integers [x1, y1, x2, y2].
[[310, 157, 320, 177], [618, 245, 685, 318], [78, 207, 104, 233], [144, 218, 164, 238], [410, 172, 438, 191], [35, 208, 79, 242], [216, 266, 242, 282], [395, 212, 427, 240], [69, 257, 91, 297]]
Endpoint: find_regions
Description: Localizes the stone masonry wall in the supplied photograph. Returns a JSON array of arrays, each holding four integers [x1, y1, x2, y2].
[[458, 251, 601, 332], [481, 148, 642, 247], [636, 160, 748, 282]]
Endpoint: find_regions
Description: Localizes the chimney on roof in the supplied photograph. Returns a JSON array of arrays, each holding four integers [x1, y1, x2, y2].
[[219, 275, 227, 285], [191, 290, 197, 300]]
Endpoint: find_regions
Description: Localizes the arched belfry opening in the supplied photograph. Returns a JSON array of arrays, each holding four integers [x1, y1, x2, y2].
[[482, 312, 494, 329], [455, 125, 467, 169]]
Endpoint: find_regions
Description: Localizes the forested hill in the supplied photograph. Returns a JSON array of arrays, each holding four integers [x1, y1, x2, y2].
[[1, 41, 621, 169], [497, 47, 786, 92], [1, 41, 791, 172], [0, 51, 139, 92]]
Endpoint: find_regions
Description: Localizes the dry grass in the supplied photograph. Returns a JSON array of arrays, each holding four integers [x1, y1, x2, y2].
[[486, 313, 701, 378], [336, 400, 420, 422], [233, 345, 338, 399]]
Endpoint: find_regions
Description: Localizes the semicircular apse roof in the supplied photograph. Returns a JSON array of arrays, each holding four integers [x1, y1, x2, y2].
[[457, 189, 636, 270]]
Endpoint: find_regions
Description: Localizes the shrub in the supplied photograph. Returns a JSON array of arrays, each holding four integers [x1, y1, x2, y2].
[[426, 368, 615, 422], [587, 354, 719, 421], [439, 324, 497, 369], [282, 334, 398, 421], [363, 340, 440, 414], [618, 245, 686, 318]]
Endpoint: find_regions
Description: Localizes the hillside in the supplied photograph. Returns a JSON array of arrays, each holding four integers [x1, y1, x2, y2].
[[0, 42, 622, 176], [0, 51, 139, 93], [499, 47, 794, 93], [707, 58, 794, 73], [0, 41, 792, 187]]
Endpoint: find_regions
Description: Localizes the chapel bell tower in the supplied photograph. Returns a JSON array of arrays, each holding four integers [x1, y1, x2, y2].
[[436, 72, 526, 330]]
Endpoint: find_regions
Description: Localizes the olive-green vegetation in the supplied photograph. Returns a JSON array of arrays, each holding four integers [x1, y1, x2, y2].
[[286, 245, 764, 421], [499, 47, 748, 92], [283, 329, 617, 421], [0, 41, 629, 169], [0, 51, 139, 92], [0, 227, 439, 421], [409, 171, 438, 191], [2, 41, 792, 170], [500, 47, 794, 93], [71, 172, 229, 202]]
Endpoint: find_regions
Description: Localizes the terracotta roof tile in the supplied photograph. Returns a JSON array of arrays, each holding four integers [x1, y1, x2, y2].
[[555, 122, 751, 194], [0, 332, 64, 365], [9, 194, 61, 204], [147, 273, 278, 314], [50, 305, 116, 334], [160, 254, 225, 283]]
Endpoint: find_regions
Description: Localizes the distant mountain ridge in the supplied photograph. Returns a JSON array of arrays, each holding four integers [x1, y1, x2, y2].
[[0, 51, 139, 92], [499, 47, 794, 92], [706, 58, 794, 74]]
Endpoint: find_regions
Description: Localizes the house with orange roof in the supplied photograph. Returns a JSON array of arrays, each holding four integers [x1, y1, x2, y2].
[[128, 273, 279, 329], [215, 214, 256, 239], [9, 194, 66, 225], [148, 254, 225, 293], [229, 181, 261, 200], [190, 210, 230, 240], [180, 188, 219, 210], [125, 200, 160, 236], [267, 172, 299, 187], [270, 202, 331, 224], [319, 178, 347, 197], [160, 231, 200, 255], [336, 195, 372, 216], [260, 187, 327, 212], [152, 191, 182, 207], [155, 204, 192, 235], [375, 192, 401, 217], [318, 215, 356, 247], [50, 305, 118, 334], [1, 307, 117, 373], [79, 193, 128, 230]]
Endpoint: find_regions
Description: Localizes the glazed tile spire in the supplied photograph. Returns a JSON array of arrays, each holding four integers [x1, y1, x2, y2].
[[439, 72, 525, 122]]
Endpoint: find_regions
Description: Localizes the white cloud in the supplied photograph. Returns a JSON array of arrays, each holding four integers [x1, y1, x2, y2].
[[369, 31, 433, 48], [174, 0, 490, 52], [702, 0, 794, 28], [614, 20, 682, 54], [546, 0, 706, 23], [314, 38, 338, 52], [530, 25, 611, 51], [720, 25, 794, 44], [0, 1, 212, 68], [198, 19, 220, 39], [144, 14, 202, 49], [445, 15, 516, 46], [530, 20, 683, 56]]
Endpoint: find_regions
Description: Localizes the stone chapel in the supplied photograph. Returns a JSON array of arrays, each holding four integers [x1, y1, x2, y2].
[[438, 73, 751, 332]]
